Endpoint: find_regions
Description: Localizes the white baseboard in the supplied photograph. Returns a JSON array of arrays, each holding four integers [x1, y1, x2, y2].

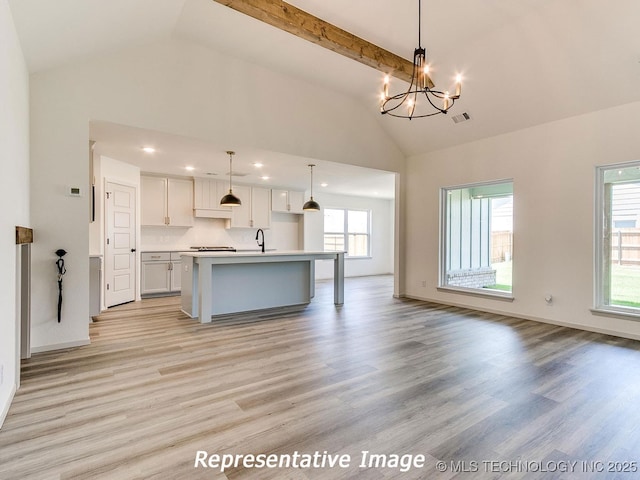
[[30, 338, 90, 354], [0, 384, 17, 430], [402, 294, 640, 342]]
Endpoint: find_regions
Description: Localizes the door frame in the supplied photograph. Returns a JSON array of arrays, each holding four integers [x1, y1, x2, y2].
[[104, 178, 139, 307]]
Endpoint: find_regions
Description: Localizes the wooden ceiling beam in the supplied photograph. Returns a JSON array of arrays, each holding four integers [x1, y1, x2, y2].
[[212, 0, 432, 86]]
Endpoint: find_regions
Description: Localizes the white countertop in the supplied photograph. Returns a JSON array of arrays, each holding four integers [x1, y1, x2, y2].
[[181, 250, 344, 258], [141, 248, 275, 253]]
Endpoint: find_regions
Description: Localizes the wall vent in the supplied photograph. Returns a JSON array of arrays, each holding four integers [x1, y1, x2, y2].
[[452, 112, 471, 124]]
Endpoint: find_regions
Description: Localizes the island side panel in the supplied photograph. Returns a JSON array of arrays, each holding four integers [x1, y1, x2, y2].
[[197, 257, 213, 323], [210, 261, 311, 315], [180, 255, 196, 318], [334, 252, 344, 305]]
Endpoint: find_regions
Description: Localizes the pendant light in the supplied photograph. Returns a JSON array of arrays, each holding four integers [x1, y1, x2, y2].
[[220, 150, 242, 206], [303, 164, 320, 212]]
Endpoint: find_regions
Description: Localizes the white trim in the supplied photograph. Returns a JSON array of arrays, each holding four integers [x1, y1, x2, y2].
[[594, 160, 640, 311], [591, 307, 640, 321], [0, 384, 17, 429], [439, 179, 514, 292], [323, 207, 371, 257], [404, 294, 640, 342], [437, 285, 514, 301], [30, 338, 90, 354]]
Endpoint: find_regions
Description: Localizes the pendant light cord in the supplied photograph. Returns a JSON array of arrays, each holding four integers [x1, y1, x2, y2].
[[228, 151, 233, 191], [418, 0, 422, 48]]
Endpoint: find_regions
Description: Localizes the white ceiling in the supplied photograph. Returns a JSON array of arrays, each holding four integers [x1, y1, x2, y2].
[[9, 0, 640, 195]]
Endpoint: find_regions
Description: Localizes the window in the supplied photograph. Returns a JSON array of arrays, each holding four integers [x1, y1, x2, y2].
[[324, 208, 370, 257], [596, 162, 640, 313], [440, 180, 513, 296]]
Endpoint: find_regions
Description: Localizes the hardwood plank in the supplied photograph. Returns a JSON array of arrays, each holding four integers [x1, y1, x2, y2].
[[3, 276, 640, 479]]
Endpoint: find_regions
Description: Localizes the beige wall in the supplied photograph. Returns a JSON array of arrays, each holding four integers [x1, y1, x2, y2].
[[404, 101, 640, 339], [0, 0, 30, 427], [29, 37, 405, 351], [303, 192, 394, 279]]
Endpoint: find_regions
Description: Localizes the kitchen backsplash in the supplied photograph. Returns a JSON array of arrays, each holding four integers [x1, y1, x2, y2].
[[141, 214, 301, 251]]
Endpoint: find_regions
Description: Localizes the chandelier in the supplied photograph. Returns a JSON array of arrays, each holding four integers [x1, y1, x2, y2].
[[379, 0, 462, 119]]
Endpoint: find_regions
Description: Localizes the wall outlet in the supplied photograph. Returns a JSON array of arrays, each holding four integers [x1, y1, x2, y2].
[[420, 280, 426, 288]]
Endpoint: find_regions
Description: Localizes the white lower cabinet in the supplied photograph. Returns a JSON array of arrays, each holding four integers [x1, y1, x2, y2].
[[141, 252, 182, 296]]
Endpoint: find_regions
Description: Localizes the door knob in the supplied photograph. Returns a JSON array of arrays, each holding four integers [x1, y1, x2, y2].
[[131, 248, 136, 252]]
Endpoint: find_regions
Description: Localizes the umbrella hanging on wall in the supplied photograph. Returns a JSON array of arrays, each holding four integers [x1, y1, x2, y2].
[[55, 249, 67, 322]]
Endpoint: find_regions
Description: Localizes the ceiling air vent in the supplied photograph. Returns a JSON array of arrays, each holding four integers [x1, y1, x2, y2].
[[452, 112, 471, 124]]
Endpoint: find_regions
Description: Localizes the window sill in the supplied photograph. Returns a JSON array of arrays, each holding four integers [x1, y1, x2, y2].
[[437, 286, 514, 302], [591, 307, 640, 321]]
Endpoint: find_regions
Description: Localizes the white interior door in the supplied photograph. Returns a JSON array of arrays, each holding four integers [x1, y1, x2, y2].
[[105, 181, 136, 307]]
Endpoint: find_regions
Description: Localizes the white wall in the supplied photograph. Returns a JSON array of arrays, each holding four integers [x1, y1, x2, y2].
[[304, 192, 394, 279], [92, 155, 141, 307], [28, 37, 405, 351], [91, 155, 141, 256], [404, 101, 640, 340], [0, 0, 30, 427]]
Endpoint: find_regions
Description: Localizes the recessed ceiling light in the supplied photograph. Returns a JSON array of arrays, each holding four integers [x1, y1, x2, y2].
[[320, 182, 328, 187], [253, 162, 264, 168], [142, 146, 156, 153], [261, 175, 270, 180], [185, 166, 195, 171]]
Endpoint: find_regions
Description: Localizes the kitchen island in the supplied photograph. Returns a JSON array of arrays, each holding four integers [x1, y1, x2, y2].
[[180, 251, 345, 323]]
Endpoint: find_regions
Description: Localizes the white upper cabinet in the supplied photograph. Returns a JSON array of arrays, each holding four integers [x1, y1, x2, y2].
[[271, 189, 304, 214], [227, 186, 271, 229], [271, 189, 288, 213], [288, 190, 305, 214], [251, 187, 271, 228], [141, 175, 194, 227], [193, 177, 232, 219], [141, 176, 167, 226]]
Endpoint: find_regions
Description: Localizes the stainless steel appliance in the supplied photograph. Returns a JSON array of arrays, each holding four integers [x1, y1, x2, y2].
[[190, 246, 236, 252]]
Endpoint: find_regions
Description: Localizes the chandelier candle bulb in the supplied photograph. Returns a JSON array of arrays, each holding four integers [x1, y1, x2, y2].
[[443, 92, 450, 110], [455, 74, 462, 98], [383, 75, 389, 98]]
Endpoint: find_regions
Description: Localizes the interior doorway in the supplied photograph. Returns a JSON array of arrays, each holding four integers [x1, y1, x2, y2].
[[104, 181, 137, 307]]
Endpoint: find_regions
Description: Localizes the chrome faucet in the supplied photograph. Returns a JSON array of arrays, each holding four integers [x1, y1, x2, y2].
[[255, 228, 265, 253]]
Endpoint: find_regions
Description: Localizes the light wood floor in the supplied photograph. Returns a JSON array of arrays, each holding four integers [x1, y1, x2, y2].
[[3, 275, 640, 479]]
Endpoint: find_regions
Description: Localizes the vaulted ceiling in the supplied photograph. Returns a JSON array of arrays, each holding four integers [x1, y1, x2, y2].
[[9, 0, 640, 193]]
